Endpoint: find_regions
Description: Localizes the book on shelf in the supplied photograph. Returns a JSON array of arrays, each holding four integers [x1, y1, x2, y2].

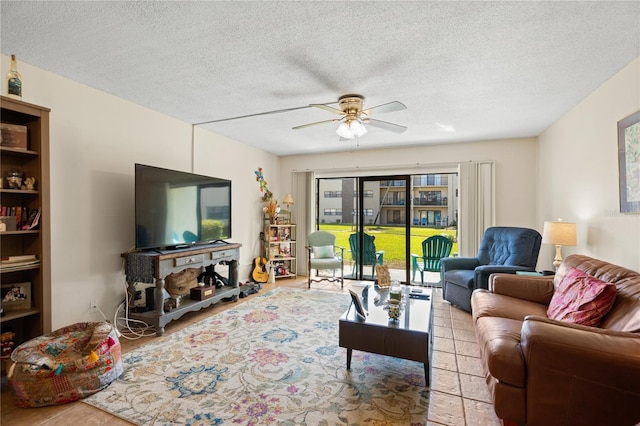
[[0, 205, 36, 229], [21, 208, 40, 230], [0, 254, 39, 270]]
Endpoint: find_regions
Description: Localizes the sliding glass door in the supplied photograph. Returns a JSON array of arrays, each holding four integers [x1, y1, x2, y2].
[[316, 172, 459, 285], [353, 176, 410, 282]]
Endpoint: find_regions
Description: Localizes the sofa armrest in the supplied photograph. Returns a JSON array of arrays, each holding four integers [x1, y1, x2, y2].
[[520, 316, 640, 425], [489, 274, 555, 305], [440, 257, 480, 272], [474, 265, 536, 290]]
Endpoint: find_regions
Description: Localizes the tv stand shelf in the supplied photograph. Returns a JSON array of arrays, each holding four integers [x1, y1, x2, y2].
[[122, 243, 242, 336]]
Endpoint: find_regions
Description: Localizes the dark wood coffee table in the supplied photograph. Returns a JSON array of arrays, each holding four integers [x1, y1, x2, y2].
[[339, 285, 433, 386]]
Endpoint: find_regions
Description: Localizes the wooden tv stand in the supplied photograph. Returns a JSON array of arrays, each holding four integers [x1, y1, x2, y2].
[[122, 242, 241, 336]]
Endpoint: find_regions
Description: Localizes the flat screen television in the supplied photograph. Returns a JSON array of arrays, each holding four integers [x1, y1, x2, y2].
[[135, 164, 231, 250]]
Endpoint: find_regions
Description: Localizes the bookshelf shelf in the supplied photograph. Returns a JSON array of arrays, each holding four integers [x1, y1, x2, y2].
[[0, 308, 40, 324]]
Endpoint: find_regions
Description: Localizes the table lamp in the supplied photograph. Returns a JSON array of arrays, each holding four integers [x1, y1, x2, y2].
[[283, 193, 294, 223], [542, 219, 577, 271]]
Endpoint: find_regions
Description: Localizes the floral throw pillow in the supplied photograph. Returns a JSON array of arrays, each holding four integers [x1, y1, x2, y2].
[[547, 266, 616, 327], [312, 245, 334, 259]]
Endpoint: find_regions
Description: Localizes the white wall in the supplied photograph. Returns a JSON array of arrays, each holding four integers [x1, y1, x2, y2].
[[538, 57, 640, 271], [1, 55, 279, 329]]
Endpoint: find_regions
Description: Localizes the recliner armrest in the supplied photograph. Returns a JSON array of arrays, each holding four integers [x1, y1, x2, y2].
[[474, 265, 537, 290], [520, 316, 640, 425], [441, 257, 480, 272]]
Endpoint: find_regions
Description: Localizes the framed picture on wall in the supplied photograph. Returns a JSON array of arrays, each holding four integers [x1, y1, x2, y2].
[[618, 110, 640, 213]]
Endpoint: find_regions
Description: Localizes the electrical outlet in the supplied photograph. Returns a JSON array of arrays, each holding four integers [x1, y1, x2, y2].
[[90, 299, 98, 313]]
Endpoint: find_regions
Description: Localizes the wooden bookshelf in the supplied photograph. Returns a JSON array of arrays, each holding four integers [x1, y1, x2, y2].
[[1, 96, 51, 365]]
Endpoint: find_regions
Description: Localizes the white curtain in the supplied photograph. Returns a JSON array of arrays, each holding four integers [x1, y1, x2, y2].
[[292, 171, 315, 276], [458, 161, 495, 256]]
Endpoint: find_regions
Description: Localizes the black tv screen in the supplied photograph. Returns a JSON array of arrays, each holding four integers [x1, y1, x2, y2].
[[135, 164, 231, 250]]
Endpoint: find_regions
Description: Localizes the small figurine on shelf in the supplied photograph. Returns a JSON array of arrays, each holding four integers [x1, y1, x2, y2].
[[24, 177, 36, 190]]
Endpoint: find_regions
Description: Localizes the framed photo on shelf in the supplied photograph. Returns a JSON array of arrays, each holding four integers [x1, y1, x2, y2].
[[1, 282, 31, 311], [279, 242, 291, 257], [618, 110, 640, 213], [277, 226, 291, 241]]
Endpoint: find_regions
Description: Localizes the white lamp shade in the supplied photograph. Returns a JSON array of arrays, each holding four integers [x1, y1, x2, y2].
[[542, 221, 577, 246], [283, 193, 294, 205], [350, 120, 367, 137], [336, 122, 354, 139]]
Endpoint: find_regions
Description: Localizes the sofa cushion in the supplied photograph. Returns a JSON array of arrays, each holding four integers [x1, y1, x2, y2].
[[547, 267, 616, 327], [472, 289, 549, 323], [475, 316, 526, 387]]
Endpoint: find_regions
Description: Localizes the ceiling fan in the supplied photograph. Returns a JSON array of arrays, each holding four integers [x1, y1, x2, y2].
[[293, 94, 407, 139]]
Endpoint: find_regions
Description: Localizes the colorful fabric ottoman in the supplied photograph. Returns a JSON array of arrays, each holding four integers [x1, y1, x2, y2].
[[7, 321, 123, 407]]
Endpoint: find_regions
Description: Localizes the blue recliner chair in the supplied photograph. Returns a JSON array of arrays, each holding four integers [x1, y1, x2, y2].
[[441, 226, 542, 312]]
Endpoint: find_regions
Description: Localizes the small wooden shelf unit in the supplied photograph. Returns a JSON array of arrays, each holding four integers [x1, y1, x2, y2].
[[264, 220, 297, 279]]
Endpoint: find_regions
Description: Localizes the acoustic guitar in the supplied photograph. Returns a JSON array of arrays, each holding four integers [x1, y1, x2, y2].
[[252, 257, 269, 283]]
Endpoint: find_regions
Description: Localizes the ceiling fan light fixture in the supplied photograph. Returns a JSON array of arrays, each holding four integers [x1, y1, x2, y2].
[[295, 93, 406, 138], [350, 120, 367, 137], [336, 122, 354, 139]]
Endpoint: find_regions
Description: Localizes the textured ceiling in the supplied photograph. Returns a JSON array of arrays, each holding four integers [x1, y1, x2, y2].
[[1, 1, 639, 156]]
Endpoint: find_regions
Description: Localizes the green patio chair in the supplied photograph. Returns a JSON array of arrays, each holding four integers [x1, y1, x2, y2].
[[411, 235, 453, 286], [348, 233, 384, 280]]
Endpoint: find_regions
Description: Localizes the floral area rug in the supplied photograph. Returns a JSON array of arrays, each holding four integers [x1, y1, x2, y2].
[[83, 288, 429, 425]]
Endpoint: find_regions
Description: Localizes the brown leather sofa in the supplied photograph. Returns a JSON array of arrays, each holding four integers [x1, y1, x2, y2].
[[470, 254, 640, 426]]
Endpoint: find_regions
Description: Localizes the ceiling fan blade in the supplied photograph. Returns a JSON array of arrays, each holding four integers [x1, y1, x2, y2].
[[366, 118, 407, 134], [363, 101, 407, 115], [292, 119, 340, 130], [194, 105, 315, 126], [310, 103, 344, 115]]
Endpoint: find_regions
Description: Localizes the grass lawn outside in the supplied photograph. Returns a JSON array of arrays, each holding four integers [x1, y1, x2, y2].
[[318, 224, 458, 269]]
